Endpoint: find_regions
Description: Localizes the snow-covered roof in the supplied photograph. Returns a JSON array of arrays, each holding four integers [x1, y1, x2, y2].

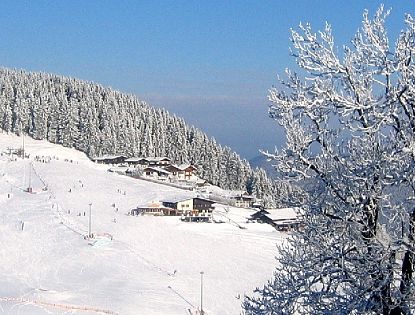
[[178, 163, 196, 170], [147, 156, 171, 162], [125, 156, 171, 163], [168, 164, 196, 171], [93, 154, 126, 161], [262, 208, 302, 222], [135, 201, 163, 209], [161, 194, 203, 204]]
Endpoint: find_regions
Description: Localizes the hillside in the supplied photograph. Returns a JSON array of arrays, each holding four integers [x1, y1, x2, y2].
[[0, 132, 282, 314], [0, 68, 281, 203]]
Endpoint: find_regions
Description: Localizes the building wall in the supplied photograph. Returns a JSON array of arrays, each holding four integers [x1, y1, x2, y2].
[[234, 197, 254, 208], [193, 198, 214, 211], [177, 199, 193, 211], [235, 200, 250, 208]]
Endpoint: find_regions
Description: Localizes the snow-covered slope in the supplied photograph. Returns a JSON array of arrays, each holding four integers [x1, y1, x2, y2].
[[0, 132, 282, 315]]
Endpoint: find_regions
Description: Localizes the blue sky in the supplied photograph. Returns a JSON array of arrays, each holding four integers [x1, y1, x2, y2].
[[0, 1, 413, 159]]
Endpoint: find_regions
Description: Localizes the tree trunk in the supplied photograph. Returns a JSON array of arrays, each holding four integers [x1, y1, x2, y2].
[[391, 209, 415, 315]]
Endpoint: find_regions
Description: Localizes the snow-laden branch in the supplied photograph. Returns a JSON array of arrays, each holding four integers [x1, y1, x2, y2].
[[245, 5, 415, 315]]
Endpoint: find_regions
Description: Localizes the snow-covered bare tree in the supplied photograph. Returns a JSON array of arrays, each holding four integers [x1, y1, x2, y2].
[[244, 6, 415, 315]]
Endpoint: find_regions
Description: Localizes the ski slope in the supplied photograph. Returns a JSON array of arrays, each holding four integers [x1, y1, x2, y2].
[[0, 133, 283, 315]]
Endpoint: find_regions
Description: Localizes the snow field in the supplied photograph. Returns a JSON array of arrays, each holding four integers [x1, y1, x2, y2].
[[0, 133, 282, 314]]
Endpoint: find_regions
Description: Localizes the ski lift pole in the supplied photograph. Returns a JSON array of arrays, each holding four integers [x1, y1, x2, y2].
[[27, 162, 32, 192], [21, 121, 25, 159], [200, 271, 204, 314], [88, 203, 92, 238]]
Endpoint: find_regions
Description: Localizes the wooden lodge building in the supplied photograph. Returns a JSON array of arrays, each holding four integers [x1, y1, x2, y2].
[[131, 197, 215, 222], [164, 164, 197, 181], [161, 197, 214, 214], [125, 157, 172, 168], [163, 197, 215, 222], [250, 208, 303, 231], [94, 155, 199, 182], [93, 155, 127, 164], [230, 192, 255, 208], [130, 202, 180, 216], [142, 166, 171, 180]]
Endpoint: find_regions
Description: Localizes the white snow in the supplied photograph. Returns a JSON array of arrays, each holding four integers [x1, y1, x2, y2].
[[0, 132, 284, 315], [263, 208, 302, 222]]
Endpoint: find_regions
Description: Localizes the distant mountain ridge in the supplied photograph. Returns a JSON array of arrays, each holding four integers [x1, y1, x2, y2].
[[249, 155, 278, 179], [0, 68, 286, 204]]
